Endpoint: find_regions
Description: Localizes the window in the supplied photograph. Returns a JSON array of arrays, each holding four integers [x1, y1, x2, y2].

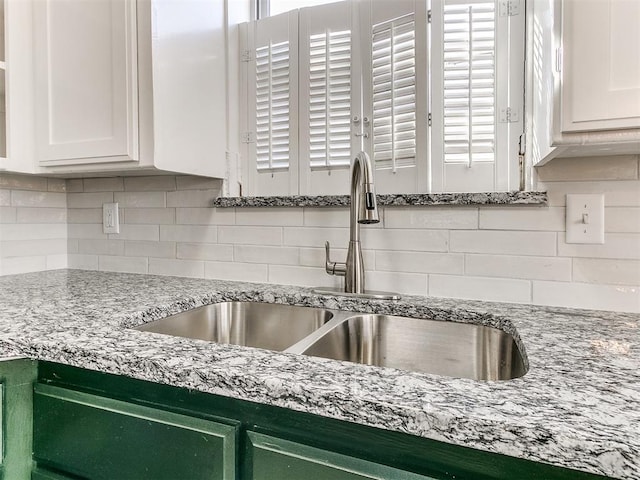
[[241, 0, 524, 195]]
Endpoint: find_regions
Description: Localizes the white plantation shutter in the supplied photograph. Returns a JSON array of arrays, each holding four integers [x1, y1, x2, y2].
[[308, 29, 352, 169], [371, 14, 417, 170], [299, 1, 356, 195], [431, 0, 524, 192], [244, 11, 299, 196], [255, 40, 292, 171], [442, 2, 495, 165]]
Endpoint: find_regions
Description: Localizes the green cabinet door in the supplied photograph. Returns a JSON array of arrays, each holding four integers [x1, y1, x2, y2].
[[247, 431, 437, 480], [33, 383, 237, 480]]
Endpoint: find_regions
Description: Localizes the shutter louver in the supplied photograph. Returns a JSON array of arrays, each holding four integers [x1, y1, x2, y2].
[[308, 30, 352, 169], [256, 41, 291, 171], [372, 14, 417, 171], [442, 2, 496, 165]]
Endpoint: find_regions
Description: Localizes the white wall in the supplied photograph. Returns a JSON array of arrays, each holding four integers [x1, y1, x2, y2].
[[1, 154, 638, 312], [0, 173, 67, 274]]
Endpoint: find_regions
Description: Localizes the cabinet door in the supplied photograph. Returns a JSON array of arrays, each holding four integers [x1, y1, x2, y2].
[[33, 0, 138, 165], [247, 431, 437, 480], [33, 384, 236, 480], [561, 0, 640, 132]]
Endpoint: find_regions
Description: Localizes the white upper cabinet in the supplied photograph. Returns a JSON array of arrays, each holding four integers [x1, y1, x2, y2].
[[560, 0, 640, 133], [530, 0, 640, 165], [29, 0, 228, 178]]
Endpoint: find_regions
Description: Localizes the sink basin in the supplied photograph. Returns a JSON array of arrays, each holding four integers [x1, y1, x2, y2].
[[300, 314, 526, 380], [135, 302, 333, 351]]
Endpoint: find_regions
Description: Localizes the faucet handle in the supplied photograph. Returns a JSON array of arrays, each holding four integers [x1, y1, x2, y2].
[[324, 241, 346, 276]]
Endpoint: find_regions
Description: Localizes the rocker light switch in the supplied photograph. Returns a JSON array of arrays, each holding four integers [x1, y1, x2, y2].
[[566, 194, 604, 244]]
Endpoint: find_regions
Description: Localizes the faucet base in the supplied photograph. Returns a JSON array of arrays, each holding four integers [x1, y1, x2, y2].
[[312, 287, 401, 301]]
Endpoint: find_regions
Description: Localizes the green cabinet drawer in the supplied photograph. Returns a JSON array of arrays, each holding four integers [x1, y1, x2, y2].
[[33, 384, 236, 480], [247, 431, 437, 480]]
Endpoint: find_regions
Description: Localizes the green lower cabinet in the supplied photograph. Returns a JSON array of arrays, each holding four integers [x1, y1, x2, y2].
[[247, 431, 436, 480], [32, 384, 237, 480], [31, 468, 76, 480]]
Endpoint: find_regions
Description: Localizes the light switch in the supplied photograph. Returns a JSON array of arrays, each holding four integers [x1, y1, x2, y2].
[[103, 203, 120, 234], [566, 194, 604, 244]]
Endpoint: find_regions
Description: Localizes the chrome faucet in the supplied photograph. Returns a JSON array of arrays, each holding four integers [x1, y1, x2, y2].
[[324, 151, 380, 294]]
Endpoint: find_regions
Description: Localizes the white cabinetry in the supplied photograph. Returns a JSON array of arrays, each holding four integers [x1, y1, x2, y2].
[[529, 0, 640, 165], [30, 0, 228, 178]]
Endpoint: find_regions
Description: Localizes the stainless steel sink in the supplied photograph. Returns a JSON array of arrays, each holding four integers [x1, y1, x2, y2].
[[135, 302, 526, 380], [135, 302, 332, 351], [298, 314, 526, 380]]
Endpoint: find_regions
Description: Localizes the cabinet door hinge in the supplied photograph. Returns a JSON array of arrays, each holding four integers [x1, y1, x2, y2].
[[241, 50, 253, 62], [499, 0, 521, 16], [241, 132, 255, 144], [428, 112, 432, 126], [499, 107, 520, 123], [518, 133, 526, 156], [427, 10, 432, 23]]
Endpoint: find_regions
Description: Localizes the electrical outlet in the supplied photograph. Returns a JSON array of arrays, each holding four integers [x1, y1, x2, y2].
[[566, 194, 604, 244], [103, 203, 120, 234]]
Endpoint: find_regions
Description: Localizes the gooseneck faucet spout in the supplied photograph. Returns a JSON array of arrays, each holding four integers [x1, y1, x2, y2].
[[324, 152, 379, 294]]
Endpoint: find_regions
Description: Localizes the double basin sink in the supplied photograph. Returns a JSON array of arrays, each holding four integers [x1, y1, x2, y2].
[[135, 302, 527, 381]]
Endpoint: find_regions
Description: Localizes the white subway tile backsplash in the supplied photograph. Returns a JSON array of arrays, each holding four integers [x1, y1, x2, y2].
[[536, 155, 639, 182], [361, 229, 449, 252], [68, 254, 99, 270], [16, 207, 67, 224], [573, 258, 640, 286], [204, 261, 268, 282], [0, 224, 67, 241], [126, 241, 176, 259], [0, 207, 16, 223], [1, 238, 68, 257], [68, 224, 107, 240], [109, 225, 160, 242], [605, 207, 640, 233], [384, 207, 478, 230], [284, 227, 349, 248], [429, 275, 532, 303], [558, 232, 640, 259], [541, 180, 640, 207], [236, 208, 303, 226], [67, 208, 102, 224], [0, 256, 48, 275], [114, 191, 165, 208], [124, 208, 175, 225], [11, 190, 66, 208], [149, 258, 204, 278], [161, 225, 217, 243], [465, 254, 572, 281], [176, 208, 235, 225], [176, 176, 223, 191], [234, 245, 299, 265], [47, 178, 67, 193], [177, 243, 233, 261], [479, 207, 564, 231], [533, 281, 639, 313], [451, 231, 557, 256], [0, 190, 10, 206], [298, 247, 375, 268], [67, 239, 79, 254], [375, 251, 464, 274], [78, 239, 125, 256], [303, 208, 350, 227], [67, 192, 114, 208], [46, 254, 68, 270], [65, 179, 83, 193], [366, 271, 428, 296], [84, 177, 124, 192], [99, 255, 148, 274], [268, 265, 341, 288], [167, 190, 217, 208], [0, 174, 47, 191], [219, 226, 282, 246], [124, 176, 177, 192]]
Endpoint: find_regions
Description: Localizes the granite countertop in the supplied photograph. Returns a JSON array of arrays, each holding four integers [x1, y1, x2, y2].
[[0, 269, 637, 479]]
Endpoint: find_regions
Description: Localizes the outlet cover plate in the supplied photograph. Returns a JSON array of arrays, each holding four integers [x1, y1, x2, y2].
[[566, 194, 604, 244], [103, 203, 120, 234]]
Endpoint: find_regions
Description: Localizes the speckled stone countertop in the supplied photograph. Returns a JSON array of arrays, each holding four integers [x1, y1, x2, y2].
[[212, 191, 548, 207], [0, 270, 637, 479]]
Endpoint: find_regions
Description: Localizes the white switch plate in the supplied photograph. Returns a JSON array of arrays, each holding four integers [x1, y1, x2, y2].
[[103, 203, 120, 234], [566, 194, 604, 244]]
